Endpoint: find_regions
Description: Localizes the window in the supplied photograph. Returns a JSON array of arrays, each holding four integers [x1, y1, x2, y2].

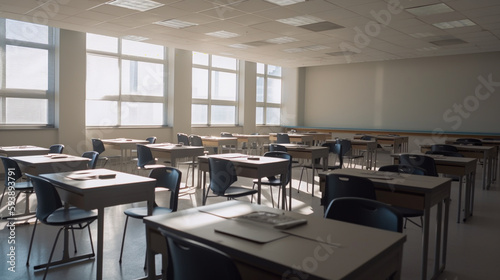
[[86, 33, 166, 126], [192, 52, 238, 125], [0, 19, 55, 126], [256, 63, 282, 125]]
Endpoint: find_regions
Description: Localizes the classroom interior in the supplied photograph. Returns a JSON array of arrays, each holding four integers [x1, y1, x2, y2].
[[1, 0, 500, 279]]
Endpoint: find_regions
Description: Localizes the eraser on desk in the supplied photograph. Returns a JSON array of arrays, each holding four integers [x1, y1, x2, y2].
[[273, 219, 307, 229], [98, 174, 116, 179]]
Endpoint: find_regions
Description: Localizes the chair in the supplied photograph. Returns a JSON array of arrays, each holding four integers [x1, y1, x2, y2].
[[251, 151, 292, 209], [336, 139, 364, 168], [0, 156, 34, 218], [399, 154, 439, 177], [189, 134, 204, 147], [146, 136, 157, 144], [276, 133, 290, 144], [119, 167, 182, 265], [322, 173, 377, 212], [177, 133, 190, 146], [26, 175, 97, 280], [269, 143, 288, 152], [454, 138, 482, 146], [81, 151, 99, 169], [203, 158, 258, 205], [49, 144, 64, 154], [157, 227, 242, 280], [297, 142, 342, 193], [91, 139, 111, 167], [325, 197, 403, 233], [431, 144, 458, 153], [136, 144, 165, 170]]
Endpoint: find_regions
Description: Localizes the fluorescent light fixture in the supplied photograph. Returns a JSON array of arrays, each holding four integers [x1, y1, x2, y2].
[[106, 0, 164, 12], [265, 0, 306, 6], [277, 15, 324, 26], [205, 30, 240, 38], [154, 19, 198, 29], [406, 3, 454, 17], [433, 19, 475, 29], [228, 44, 253, 49], [265, 36, 299, 44], [122, 35, 149, 41]]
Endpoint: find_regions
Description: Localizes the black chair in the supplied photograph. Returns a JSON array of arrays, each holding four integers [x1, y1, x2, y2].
[[322, 173, 376, 212], [431, 144, 458, 153], [336, 139, 364, 168], [26, 175, 97, 280], [189, 134, 204, 147], [251, 151, 292, 209], [325, 197, 403, 233], [276, 133, 290, 144], [119, 167, 182, 265], [203, 158, 258, 205], [177, 133, 190, 146], [399, 154, 439, 177], [49, 144, 64, 154], [0, 156, 34, 218], [157, 228, 242, 280], [454, 138, 482, 146], [269, 143, 288, 152], [81, 151, 99, 169], [426, 150, 464, 157], [136, 144, 165, 170], [91, 138, 112, 167]]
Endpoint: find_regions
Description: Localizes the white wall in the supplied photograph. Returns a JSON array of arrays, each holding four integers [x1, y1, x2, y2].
[[303, 51, 500, 134]]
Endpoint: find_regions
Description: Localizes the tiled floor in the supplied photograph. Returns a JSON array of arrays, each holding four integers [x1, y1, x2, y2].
[[1, 150, 499, 280]]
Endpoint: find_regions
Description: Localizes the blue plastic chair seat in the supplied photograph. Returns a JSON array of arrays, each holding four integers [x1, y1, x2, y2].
[[46, 207, 97, 226], [124, 207, 173, 219]]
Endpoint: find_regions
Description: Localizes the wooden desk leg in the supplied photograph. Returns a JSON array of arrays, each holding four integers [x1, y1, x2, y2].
[[97, 208, 104, 280], [421, 205, 430, 280], [434, 200, 442, 277]]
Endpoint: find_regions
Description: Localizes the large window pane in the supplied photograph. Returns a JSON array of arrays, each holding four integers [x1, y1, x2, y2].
[[211, 105, 235, 125], [121, 102, 162, 125], [256, 107, 264, 125], [192, 68, 208, 99], [267, 65, 282, 76], [266, 107, 280, 125], [6, 98, 47, 124], [193, 52, 209, 66], [267, 78, 282, 104], [86, 100, 118, 126], [256, 76, 264, 102], [212, 55, 236, 70], [122, 40, 164, 59], [122, 60, 163, 96], [6, 46, 48, 90], [87, 33, 118, 53], [211, 71, 236, 101], [192, 104, 208, 125], [6, 19, 48, 44], [257, 63, 265, 74], [86, 54, 119, 99]]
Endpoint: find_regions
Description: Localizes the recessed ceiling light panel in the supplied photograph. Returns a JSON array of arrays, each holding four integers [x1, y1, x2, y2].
[[406, 3, 454, 17], [433, 19, 476, 29], [205, 30, 240, 38], [277, 15, 324, 26], [154, 19, 198, 29], [265, 36, 299, 44], [265, 0, 306, 6], [106, 0, 164, 12]]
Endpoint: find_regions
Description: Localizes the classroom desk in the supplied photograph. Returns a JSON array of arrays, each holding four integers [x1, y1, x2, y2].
[[319, 168, 451, 280], [233, 134, 270, 154], [40, 169, 156, 280], [0, 145, 49, 157], [198, 153, 289, 209], [11, 154, 90, 175], [144, 200, 406, 280], [269, 133, 314, 145], [200, 136, 238, 154], [101, 138, 150, 170], [421, 144, 495, 190], [392, 153, 477, 223], [326, 139, 378, 170], [355, 135, 409, 153], [294, 132, 331, 145]]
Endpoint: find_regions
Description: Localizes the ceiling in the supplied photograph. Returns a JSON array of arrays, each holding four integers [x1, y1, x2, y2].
[[1, 0, 500, 67]]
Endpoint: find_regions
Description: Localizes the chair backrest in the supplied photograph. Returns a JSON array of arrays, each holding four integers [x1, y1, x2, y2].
[[430, 144, 458, 152], [325, 197, 403, 233], [455, 138, 482, 146], [27, 174, 63, 223], [378, 164, 426, 175], [336, 139, 353, 156], [136, 144, 156, 168], [146, 137, 157, 144], [82, 151, 99, 169], [148, 167, 182, 212], [49, 144, 64, 154], [189, 135, 203, 147], [276, 133, 290, 144], [269, 144, 287, 152], [399, 154, 438, 176], [263, 151, 292, 185], [425, 150, 464, 157], [360, 135, 372, 140], [158, 228, 242, 280], [323, 174, 376, 213], [208, 158, 237, 196], [177, 133, 190, 146], [0, 156, 24, 185], [321, 142, 343, 167], [220, 132, 233, 137], [92, 139, 106, 154]]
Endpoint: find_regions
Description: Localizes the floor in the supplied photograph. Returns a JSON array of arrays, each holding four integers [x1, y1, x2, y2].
[[1, 149, 500, 280]]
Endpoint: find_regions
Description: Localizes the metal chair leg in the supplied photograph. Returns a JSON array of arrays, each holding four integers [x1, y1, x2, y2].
[[119, 216, 129, 263]]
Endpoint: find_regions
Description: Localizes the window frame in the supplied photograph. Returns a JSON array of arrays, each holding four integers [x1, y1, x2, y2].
[[85, 34, 168, 127], [0, 19, 56, 127], [191, 53, 239, 126], [256, 63, 282, 126]]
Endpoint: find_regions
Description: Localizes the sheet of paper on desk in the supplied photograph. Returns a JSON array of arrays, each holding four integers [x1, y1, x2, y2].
[[214, 219, 288, 244]]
